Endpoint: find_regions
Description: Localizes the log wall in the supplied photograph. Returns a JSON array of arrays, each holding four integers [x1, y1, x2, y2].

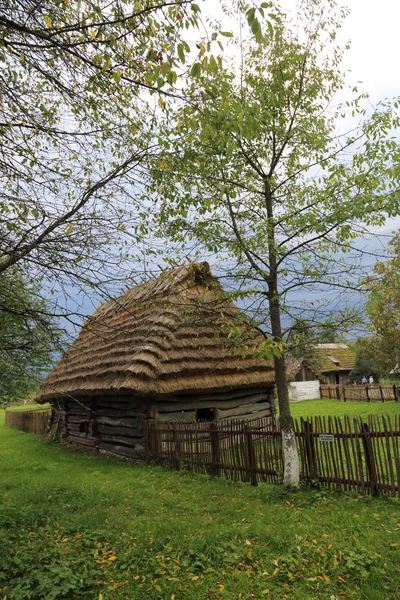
[[48, 386, 275, 460]]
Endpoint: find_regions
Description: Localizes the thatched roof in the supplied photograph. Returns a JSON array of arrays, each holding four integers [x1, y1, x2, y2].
[[315, 343, 355, 373], [36, 263, 275, 402]]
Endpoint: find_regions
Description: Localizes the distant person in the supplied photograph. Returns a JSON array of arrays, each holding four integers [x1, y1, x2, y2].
[[361, 376, 367, 385], [368, 375, 374, 386]]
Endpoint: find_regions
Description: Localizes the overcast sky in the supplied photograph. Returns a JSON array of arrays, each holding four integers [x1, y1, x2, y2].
[[338, 0, 400, 102], [201, 0, 400, 102]]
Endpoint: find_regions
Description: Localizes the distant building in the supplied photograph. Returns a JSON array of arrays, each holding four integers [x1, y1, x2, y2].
[[314, 343, 355, 385], [286, 358, 322, 383]]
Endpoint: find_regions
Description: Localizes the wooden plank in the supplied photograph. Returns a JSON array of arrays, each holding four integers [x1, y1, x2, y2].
[[100, 434, 141, 446], [99, 441, 141, 459], [216, 401, 271, 419], [67, 415, 90, 424], [67, 435, 95, 446], [159, 387, 268, 404], [153, 392, 269, 413], [157, 411, 196, 421], [97, 424, 141, 437], [94, 408, 139, 418], [95, 399, 140, 410], [97, 416, 138, 427], [219, 408, 272, 422]]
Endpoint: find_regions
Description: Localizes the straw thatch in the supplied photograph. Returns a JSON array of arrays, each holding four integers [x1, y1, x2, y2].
[[36, 263, 274, 402]]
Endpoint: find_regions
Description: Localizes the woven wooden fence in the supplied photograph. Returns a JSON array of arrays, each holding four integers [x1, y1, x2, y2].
[[320, 384, 399, 402], [5, 409, 50, 434], [144, 415, 400, 497]]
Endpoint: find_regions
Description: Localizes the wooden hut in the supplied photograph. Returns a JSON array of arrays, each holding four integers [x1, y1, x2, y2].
[[36, 263, 275, 460], [315, 343, 355, 385]]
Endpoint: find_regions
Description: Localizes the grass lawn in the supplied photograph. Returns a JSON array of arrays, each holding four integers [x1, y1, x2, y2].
[[4, 402, 50, 412], [288, 399, 400, 421], [0, 411, 399, 600]]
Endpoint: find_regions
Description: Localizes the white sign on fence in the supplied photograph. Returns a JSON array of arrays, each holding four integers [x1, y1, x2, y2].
[[319, 434, 335, 442]]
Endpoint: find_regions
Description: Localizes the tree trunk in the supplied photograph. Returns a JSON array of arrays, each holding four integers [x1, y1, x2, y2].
[[265, 180, 299, 489]]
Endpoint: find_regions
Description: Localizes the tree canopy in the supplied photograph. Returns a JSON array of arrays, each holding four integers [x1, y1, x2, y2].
[[0, 268, 60, 403], [0, 0, 201, 314]]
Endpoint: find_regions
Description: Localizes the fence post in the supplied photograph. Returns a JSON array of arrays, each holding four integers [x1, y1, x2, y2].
[[303, 419, 318, 482], [245, 425, 258, 486], [328, 386, 331, 399], [379, 385, 384, 403], [365, 385, 370, 402], [172, 427, 181, 471], [361, 422, 378, 496], [393, 385, 397, 402], [342, 386, 346, 402], [210, 422, 220, 478], [336, 385, 340, 400]]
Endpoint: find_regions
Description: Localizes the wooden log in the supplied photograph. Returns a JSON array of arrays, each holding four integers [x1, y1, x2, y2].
[[99, 442, 140, 459], [220, 408, 272, 422], [66, 402, 93, 411], [97, 424, 142, 437], [100, 434, 141, 446], [216, 401, 271, 420], [94, 408, 139, 418], [95, 398, 140, 409], [97, 416, 138, 427], [67, 422, 87, 432], [159, 387, 269, 404], [67, 415, 91, 424], [67, 435, 95, 446], [157, 411, 196, 421], [153, 392, 269, 413]]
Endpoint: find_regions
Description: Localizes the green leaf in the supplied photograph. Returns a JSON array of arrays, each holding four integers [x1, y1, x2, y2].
[[246, 8, 256, 24], [177, 43, 185, 64], [220, 31, 233, 38], [190, 62, 201, 77], [208, 55, 218, 74], [251, 17, 261, 36]]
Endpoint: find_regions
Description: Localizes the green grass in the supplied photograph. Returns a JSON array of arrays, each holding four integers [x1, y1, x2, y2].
[[4, 402, 50, 412], [0, 411, 399, 600], [289, 399, 400, 421]]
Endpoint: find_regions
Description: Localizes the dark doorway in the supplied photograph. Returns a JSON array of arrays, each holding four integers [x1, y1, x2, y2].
[[196, 408, 215, 421]]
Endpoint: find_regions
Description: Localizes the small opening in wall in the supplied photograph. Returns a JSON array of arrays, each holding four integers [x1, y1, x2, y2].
[[79, 422, 89, 434], [196, 408, 215, 421]]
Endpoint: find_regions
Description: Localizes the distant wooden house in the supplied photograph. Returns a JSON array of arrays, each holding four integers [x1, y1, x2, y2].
[[315, 343, 355, 385], [36, 263, 275, 460], [286, 359, 321, 383]]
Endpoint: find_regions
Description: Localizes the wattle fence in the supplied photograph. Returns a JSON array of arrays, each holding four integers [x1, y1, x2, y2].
[[4, 409, 50, 435], [144, 415, 400, 497], [320, 384, 399, 402]]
